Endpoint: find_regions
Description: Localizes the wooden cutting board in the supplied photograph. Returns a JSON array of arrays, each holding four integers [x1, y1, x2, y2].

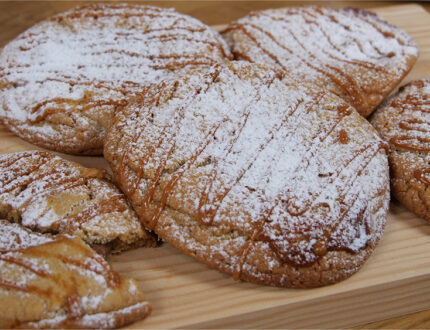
[[0, 3, 429, 329]]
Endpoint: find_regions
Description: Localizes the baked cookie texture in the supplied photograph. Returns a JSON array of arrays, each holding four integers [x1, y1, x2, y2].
[[222, 6, 418, 118], [105, 62, 390, 288], [371, 79, 430, 223], [0, 150, 157, 254], [0, 220, 151, 328], [0, 3, 232, 155]]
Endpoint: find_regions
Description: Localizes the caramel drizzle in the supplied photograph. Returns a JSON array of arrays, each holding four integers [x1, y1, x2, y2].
[[117, 67, 221, 231], [414, 168, 430, 185], [300, 10, 389, 71], [56, 6, 181, 22], [0, 236, 120, 307], [28, 97, 127, 124], [116, 82, 176, 194], [302, 7, 393, 61], [0, 153, 54, 193], [64, 195, 127, 231], [245, 142, 383, 272], [233, 102, 356, 278], [389, 89, 430, 152], [143, 71, 222, 230], [226, 21, 365, 111], [196, 77, 270, 225]]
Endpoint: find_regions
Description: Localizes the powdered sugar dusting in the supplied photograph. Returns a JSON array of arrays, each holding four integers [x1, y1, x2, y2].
[[105, 61, 390, 287], [222, 6, 418, 117], [0, 3, 231, 154], [0, 220, 54, 251]]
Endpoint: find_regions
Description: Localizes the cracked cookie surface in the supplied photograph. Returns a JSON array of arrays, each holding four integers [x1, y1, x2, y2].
[[0, 220, 151, 328], [0, 150, 157, 253], [105, 61, 390, 287], [0, 3, 231, 155], [371, 79, 430, 223], [222, 6, 418, 118]]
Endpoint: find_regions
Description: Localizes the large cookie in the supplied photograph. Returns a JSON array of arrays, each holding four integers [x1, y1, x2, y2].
[[104, 62, 390, 288], [0, 151, 157, 254], [371, 79, 430, 223], [0, 3, 231, 155], [0, 220, 151, 328], [222, 6, 418, 118]]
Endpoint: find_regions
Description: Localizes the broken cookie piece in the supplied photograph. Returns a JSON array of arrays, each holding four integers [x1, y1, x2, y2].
[[0, 151, 157, 253], [0, 220, 151, 328]]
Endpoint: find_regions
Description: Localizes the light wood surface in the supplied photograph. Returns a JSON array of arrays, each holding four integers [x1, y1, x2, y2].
[[0, 2, 430, 329]]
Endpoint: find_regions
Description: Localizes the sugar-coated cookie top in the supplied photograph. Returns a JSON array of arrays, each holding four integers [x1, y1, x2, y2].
[[222, 6, 418, 117], [105, 61, 390, 286]]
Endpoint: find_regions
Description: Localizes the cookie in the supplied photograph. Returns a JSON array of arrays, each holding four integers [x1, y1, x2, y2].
[[0, 150, 157, 254], [0, 3, 232, 155], [104, 61, 390, 288], [222, 6, 418, 118], [0, 220, 151, 328], [371, 79, 430, 223]]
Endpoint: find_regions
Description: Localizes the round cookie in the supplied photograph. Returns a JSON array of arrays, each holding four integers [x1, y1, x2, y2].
[[222, 6, 418, 118], [371, 79, 430, 223], [0, 3, 231, 155], [0, 150, 157, 253], [104, 61, 390, 288]]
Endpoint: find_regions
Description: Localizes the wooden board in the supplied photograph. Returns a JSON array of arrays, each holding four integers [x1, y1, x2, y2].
[[0, 3, 430, 329]]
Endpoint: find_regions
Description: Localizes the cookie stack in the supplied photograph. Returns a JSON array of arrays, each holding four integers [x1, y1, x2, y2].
[[0, 2, 424, 328]]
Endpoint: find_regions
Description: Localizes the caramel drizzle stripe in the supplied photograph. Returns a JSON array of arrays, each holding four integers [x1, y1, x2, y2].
[[90, 49, 217, 62], [56, 10, 182, 22], [399, 119, 430, 133], [301, 13, 388, 71], [0, 155, 54, 194], [64, 195, 127, 231], [44, 76, 141, 93], [0, 151, 47, 170], [196, 78, 268, 224], [233, 93, 329, 279], [414, 168, 430, 185], [145, 34, 229, 58], [117, 82, 175, 194], [233, 22, 364, 108], [390, 135, 430, 152], [28, 97, 127, 124], [0, 240, 119, 300], [303, 8, 392, 60], [88, 49, 218, 69], [26, 236, 120, 287], [352, 11, 405, 46], [0, 254, 50, 277], [140, 68, 222, 230], [278, 23, 365, 107], [0, 277, 52, 296], [149, 123, 222, 229]]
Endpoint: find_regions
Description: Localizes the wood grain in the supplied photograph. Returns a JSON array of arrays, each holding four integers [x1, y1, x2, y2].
[[0, 2, 429, 329]]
